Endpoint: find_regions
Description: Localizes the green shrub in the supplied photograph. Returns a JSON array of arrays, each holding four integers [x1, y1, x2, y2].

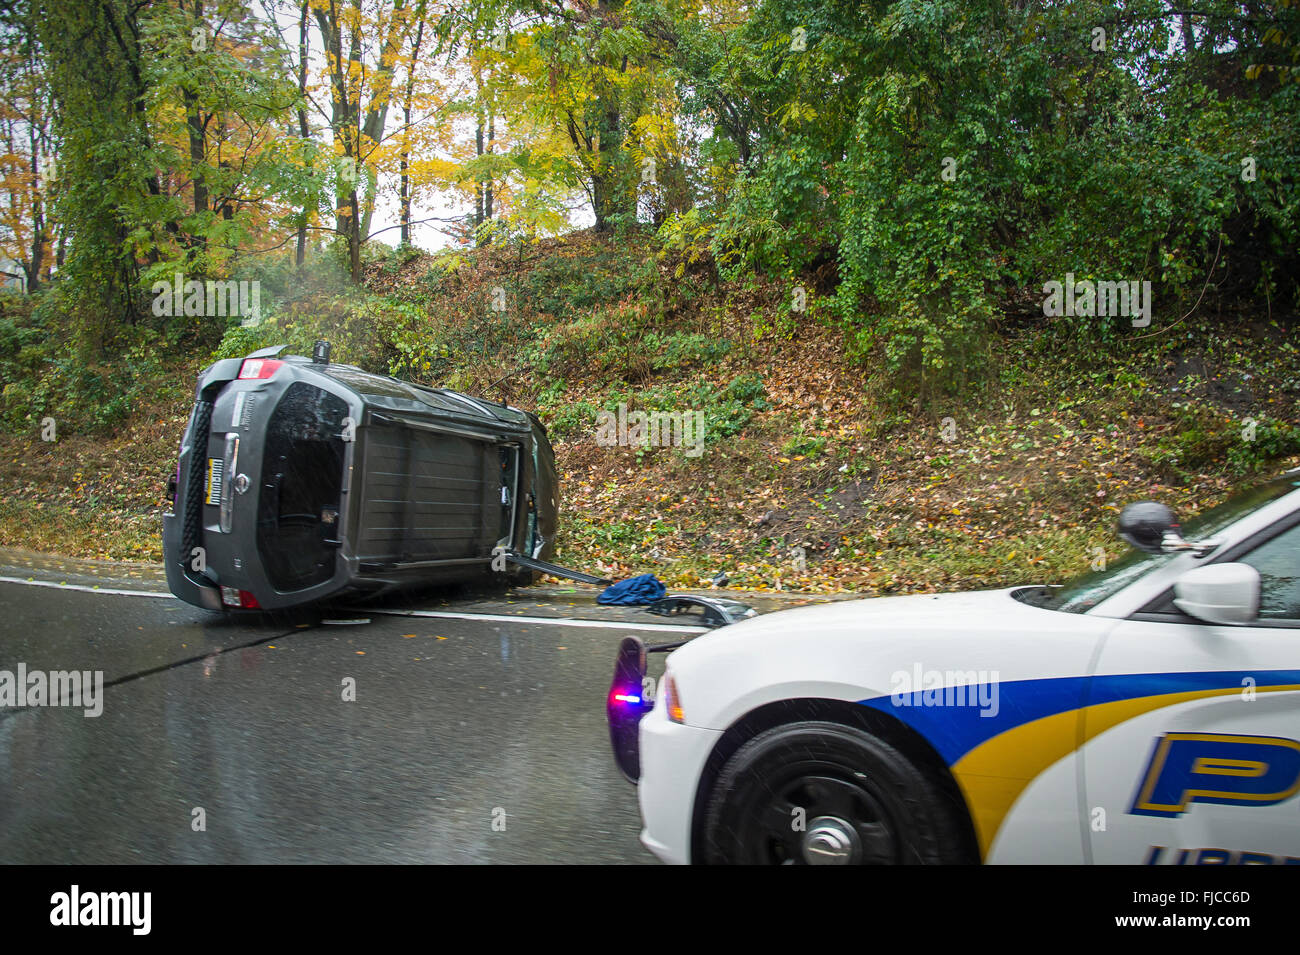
[[654, 332, 731, 371], [781, 431, 828, 457], [1228, 419, 1300, 475]]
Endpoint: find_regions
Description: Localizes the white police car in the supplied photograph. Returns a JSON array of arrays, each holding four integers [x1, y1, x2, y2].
[[607, 470, 1300, 864]]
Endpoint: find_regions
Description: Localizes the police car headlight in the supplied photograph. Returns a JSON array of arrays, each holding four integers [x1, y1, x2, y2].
[[663, 671, 685, 724]]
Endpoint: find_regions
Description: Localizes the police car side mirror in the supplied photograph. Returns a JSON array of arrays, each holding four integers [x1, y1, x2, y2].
[[1173, 563, 1260, 626], [1118, 501, 1180, 553]]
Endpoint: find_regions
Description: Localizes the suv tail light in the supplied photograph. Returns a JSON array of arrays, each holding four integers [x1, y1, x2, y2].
[[220, 587, 261, 609], [238, 359, 283, 380]]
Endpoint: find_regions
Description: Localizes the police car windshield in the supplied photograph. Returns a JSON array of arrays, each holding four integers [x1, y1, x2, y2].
[[1020, 473, 1300, 613]]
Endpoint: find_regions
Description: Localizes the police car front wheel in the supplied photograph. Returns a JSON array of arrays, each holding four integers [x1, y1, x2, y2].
[[702, 721, 974, 865]]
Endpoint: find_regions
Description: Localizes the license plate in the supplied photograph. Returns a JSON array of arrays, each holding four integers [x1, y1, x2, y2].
[[206, 457, 224, 505]]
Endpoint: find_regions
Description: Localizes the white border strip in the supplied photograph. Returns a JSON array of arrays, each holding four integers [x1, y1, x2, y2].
[[0, 575, 708, 633]]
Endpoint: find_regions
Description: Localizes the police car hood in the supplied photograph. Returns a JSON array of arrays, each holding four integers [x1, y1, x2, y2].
[[672, 586, 1057, 667], [665, 585, 1110, 732], [742, 586, 1036, 634]]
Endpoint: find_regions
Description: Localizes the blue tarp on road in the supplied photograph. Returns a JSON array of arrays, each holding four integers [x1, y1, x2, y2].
[[597, 573, 667, 606]]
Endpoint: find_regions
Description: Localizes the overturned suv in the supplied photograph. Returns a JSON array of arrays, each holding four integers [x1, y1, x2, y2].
[[163, 343, 557, 612]]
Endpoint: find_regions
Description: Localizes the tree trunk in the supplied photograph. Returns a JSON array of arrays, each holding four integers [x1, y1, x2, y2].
[[26, 202, 44, 292], [296, 0, 310, 269], [474, 109, 485, 240], [484, 111, 494, 231], [399, 18, 422, 248], [400, 149, 411, 246], [24, 120, 45, 291], [184, 0, 207, 239], [349, 190, 362, 283], [591, 0, 630, 231], [591, 99, 626, 231], [398, 96, 412, 245], [184, 88, 208, 219]]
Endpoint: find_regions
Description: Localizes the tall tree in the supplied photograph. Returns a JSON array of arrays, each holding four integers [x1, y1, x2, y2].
[[313, 0, 413, 282], [34, 0, 168, 346], [0, 2, 56, 291], [444, 0, 680, 235]]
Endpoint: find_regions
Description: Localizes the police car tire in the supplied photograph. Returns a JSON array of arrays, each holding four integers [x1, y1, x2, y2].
[[703, 720, 972, 865]]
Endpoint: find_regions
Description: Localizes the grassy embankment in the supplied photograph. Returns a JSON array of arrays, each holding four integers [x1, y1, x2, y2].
[[2, 232, 1297, 594]]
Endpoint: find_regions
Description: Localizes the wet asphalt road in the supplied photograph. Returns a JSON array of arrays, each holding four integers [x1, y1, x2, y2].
[[0, 579, 680, 864]]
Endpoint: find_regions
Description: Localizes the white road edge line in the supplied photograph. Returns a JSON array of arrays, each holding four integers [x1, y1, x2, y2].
[[370, 608, 706, 634], [0, 575, 708, 634], [0, 575, 174, 598]]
